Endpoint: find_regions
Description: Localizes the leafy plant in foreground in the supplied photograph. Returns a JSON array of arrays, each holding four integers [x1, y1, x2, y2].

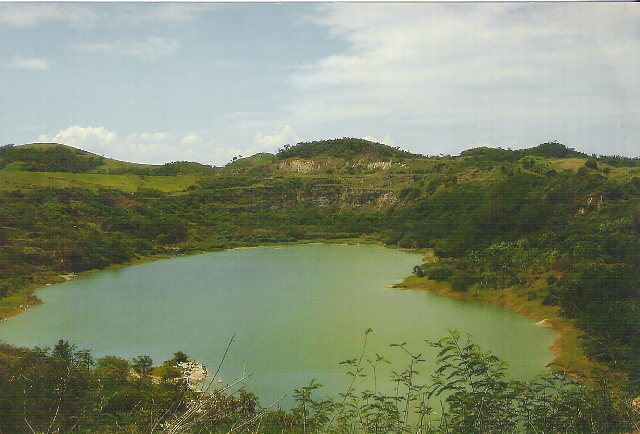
[[428, 331, 518, 433], [1, 331, 638, 433], [289, 330, 638, 434]]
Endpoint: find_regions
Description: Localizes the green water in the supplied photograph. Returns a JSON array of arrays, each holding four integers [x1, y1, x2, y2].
[[0, 244, 557, 407]]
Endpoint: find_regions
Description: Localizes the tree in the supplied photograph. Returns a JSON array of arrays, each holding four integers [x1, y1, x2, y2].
[[412, 264, 425, 278], [96, 356, 130, 387], [52, 339, 74, 362], [173, 351, 189, 364], [585, 158, 599, 169], [132, 355, 153, 375]]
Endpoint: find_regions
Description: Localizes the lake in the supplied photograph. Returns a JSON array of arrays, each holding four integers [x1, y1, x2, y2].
[[0, 244, 558, 407]]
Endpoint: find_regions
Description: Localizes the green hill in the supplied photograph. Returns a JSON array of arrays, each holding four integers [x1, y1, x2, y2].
[[0, 143, 106, 173], [0, 139, 639, 392], [276, 137, 424, 160], [460, 141, 591, 161], [0, 143, 216, 175], [1, 138, 640, 432], [0, 143, 216, 193]]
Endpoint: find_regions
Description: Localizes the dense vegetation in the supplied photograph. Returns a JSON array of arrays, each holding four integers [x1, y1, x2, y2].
[[0, 143, 105, 173], [1, 139, 640, 432], [1, 332, 637, 434], [276, 138, 424, 161]]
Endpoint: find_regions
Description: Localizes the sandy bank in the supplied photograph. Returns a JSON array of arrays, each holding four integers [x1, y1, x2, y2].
[[393, 277, 596, 378]]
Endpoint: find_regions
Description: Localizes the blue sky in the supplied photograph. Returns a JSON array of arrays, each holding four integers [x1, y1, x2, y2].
[[1, 2, 639, 166]]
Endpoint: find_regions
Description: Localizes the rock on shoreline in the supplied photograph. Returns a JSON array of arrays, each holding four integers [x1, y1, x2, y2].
[[535, 318, 553, 328], [178, 361, 209, 384]]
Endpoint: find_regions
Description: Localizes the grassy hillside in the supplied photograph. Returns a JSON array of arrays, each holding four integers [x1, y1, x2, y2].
[[0, 142, 215, 176], [1, 139, 639, 432]]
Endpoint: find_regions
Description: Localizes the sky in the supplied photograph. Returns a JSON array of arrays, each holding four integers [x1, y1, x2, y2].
[[1, 2, 639, 166]]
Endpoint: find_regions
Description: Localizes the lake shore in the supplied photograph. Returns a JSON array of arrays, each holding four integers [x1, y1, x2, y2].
[[0, 238, 385, 322], [2, 242, 561, 408], [0, 253, 178, 322], [394, 274, 597, 378], [0, 240, 593, 380]]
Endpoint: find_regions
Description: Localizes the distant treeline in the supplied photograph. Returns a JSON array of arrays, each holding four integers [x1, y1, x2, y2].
[[106, 161, 217, 176], [276, 137, 425, 161], [461, 141, 640, 167]]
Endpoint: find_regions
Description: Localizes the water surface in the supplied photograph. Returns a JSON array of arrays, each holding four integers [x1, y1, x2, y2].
[[0, 244, 557, 406]]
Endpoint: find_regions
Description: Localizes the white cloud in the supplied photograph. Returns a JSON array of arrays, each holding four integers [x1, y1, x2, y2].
[[180, 135, 204, 146], [38, 126, 117, 151], [10, 57, 54, 70], [363, 135, 395, 147], [254, 125, 300, 151], [75, 36, 181, 61], [289, 3, 640, 154], [36, 126, 235, 166], [37, 126, 176, 164], [140, 132, 170, 142], [159, 125, 303, 167]]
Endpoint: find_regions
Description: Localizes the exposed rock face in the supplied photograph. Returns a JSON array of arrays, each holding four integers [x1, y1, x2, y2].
[[279, 158, 318, 174], [367, 161, 393, 171]]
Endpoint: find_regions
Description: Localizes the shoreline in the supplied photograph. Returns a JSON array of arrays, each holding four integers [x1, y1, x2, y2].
[[394, 276, 597, 378], [0, 240, 593, 379], [0, 238, 391, 322], [0, 252, 180, 322]]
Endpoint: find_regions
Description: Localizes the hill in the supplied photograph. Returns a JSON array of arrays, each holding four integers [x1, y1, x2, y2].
[[0, 139, 639, 395], [460, 141, 591, 161], [1, 138, 640, 432], [0, 143, 216, 193], [276, 137, 424, 160], [0, 143, 106, 173], [223, 138, 424, 175], [0, 143, 216, 176]]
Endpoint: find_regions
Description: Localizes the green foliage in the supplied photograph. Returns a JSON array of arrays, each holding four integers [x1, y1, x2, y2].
[[519, 141, 588, 159], [1, 139, 640, 401], [596, 155, 640, 168], [276, 138, 424, 161], [132, 355, 154, 374], [0, 342, 94, 433], [460, 141, 589, 161], [585, 158, 599, 169], [152, 161, 216, 175], [95, 356, 131, 388], [173, 350, 189, 364], [460, 146, 519, 162], [430, 331, 518, 433], [155, 362, 183, 380], [412, 264, 425, 278], [281, 331, 637, 434], [292, 380, 330, 433], [425, 265, 454, 281], [0, 143, 104, 173], [521, 158, 535, 170], [0, 343, 190, 433], [1, 333, 638, 434]]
